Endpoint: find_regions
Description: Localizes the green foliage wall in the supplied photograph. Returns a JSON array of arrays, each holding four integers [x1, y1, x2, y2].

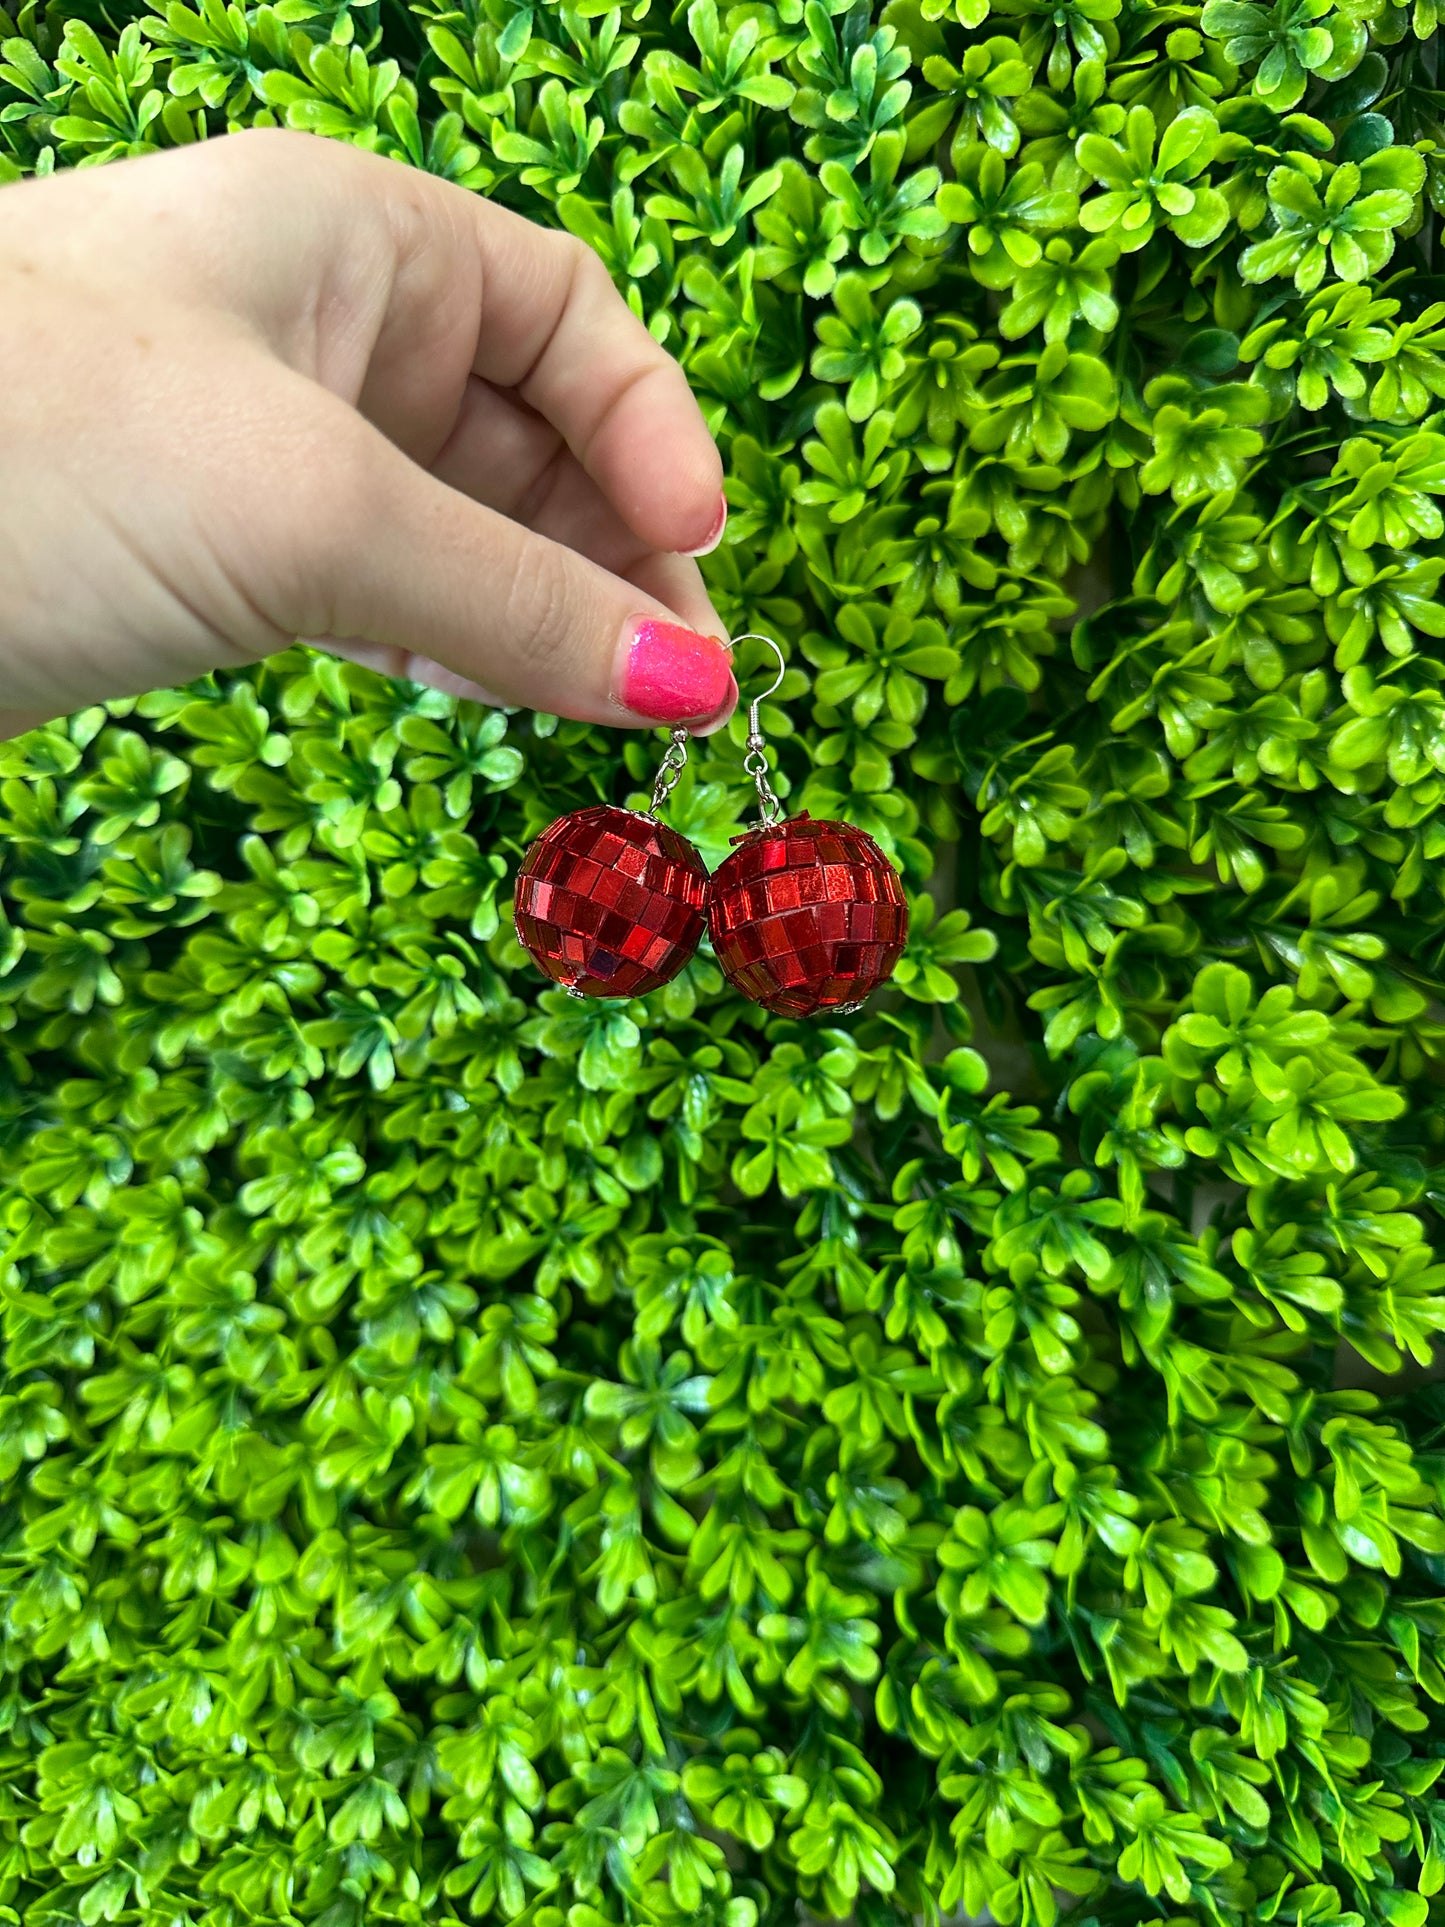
[[9, 0, 1445, 1919]]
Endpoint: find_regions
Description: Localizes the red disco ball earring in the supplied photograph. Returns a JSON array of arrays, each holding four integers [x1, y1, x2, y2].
[[513, 728, 709, 998], [708, 637, 909, 1018]]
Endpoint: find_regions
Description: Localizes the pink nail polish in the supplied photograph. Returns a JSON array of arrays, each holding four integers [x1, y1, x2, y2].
[[619, 618, 733, 723], [691, 671, 739, 737], [681, 496, 728, 558]]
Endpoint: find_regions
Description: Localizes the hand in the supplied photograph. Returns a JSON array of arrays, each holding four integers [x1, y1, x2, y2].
[[0, 127, 736, 740]]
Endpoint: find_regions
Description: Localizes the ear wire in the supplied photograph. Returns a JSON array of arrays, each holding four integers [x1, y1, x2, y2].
[[731, 633, 787, 826]]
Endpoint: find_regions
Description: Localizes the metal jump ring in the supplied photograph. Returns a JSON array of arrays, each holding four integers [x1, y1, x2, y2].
[[647, 726, 690, 819]]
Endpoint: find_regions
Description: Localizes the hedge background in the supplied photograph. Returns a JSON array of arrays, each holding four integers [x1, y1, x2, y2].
[[5, 0, 1445, 1919]]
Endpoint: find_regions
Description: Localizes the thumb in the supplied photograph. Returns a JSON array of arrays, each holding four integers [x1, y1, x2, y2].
[[237, 384, 736, 730]]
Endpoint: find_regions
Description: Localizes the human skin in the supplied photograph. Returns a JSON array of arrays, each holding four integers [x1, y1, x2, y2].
[[0, 126, 738, 741]]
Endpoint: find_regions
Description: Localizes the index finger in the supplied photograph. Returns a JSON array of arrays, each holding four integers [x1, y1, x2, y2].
[[272, 132, 726, 560], [111, 132, 727, 563], [462, 204, 727, 559]]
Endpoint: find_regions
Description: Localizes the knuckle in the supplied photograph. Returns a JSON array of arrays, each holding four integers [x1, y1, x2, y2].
[[245, 410, 380, 640], [497, 533, 578, 680], [385, 180, 438, 279], [312, 444, 388, 634], [223, 124, 323, 179], [555, 228, 610, 300]]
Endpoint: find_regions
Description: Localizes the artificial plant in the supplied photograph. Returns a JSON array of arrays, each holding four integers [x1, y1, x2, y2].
[[3, 0, 1445, 1922]]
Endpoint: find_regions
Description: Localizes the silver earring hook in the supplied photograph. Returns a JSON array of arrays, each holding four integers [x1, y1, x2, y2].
[[648, 637, 785, 825], [730, 633, 787, 827], [732, 632, 786, 734]]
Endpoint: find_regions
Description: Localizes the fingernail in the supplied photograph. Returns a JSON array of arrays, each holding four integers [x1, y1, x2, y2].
[[618, 618, 733, 723], [680, 495, 728, 558], [691, 672, 739, 737]]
